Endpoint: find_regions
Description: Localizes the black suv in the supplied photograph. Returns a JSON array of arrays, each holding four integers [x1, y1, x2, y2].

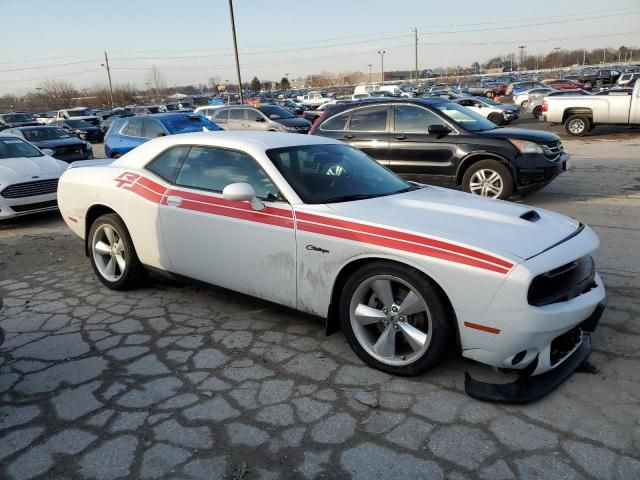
[[309, 98, 568, 199]]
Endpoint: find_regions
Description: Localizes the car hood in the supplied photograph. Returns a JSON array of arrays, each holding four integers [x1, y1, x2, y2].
[[76, 127, 102, 134], [323, 187, 580, 261], [0, 156, 67, 183], [476, 127, 559, 143], [30, 137, 86, 149], [5, 121, 40, 128], [276, 117, 312, 127]]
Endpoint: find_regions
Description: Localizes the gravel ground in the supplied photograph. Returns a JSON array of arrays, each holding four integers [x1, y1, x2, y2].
[[0, 133, 639, 479]]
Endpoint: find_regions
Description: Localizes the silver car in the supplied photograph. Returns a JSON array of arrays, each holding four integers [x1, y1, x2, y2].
[[209, 105, 311, 134]]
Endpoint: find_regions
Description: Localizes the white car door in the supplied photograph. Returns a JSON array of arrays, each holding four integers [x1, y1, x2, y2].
[[155, 144, 297, 307]]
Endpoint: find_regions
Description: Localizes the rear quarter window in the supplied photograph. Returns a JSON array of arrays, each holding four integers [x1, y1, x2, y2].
[[319, 111, 350, 131]]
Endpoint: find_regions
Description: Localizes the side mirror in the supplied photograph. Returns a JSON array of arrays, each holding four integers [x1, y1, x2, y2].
[[222, 182, 264, 211], [42, 148, 54, 156], [255, 116, 265, 122], [428, 124, 452, 136]]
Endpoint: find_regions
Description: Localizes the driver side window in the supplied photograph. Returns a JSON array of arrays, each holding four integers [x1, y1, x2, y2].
[[393, 105, 445, 133], [176, 146, 279, 200]]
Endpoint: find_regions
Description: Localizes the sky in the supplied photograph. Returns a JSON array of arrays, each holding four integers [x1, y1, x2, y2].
[[0, 0, 639, 95]]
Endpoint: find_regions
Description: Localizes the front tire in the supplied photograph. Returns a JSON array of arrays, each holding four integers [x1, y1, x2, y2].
[[88, 214, 146, 290], [462, 160, 514, 200], [339, 262, 453, 376], [520, 100, 529, 108], [564, 115, 591, 136]]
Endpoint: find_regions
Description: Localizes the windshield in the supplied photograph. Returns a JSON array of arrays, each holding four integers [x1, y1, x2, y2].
[[162, 115, 222, 134], [67, 109, 91, 117], [266, 144, 416, 204], [259, 105, 295, 119], [0, 137, 43, 159], [2, 113, 35, 123], [165, 104, 179, 111], [434, 103, 497, 132], [22, 127, 72, 141], [66, 119, 92, 128]]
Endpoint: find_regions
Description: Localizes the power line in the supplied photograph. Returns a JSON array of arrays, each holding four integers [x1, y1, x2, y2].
[[418, 11, 639, 35], [420, 30, 640, 46], [2, 69, 104, 86], [0, 59, 101, 73]]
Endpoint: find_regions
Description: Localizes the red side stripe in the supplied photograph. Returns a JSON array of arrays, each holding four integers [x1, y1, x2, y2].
[[178, 198, 294, 229], [296, 211, 513, 270], [298, 221, 510, 274], [137, 176, 167, 195], [165, 188, 293, 219], [464, 321, 501, 334], [124, 183, 164, 204]]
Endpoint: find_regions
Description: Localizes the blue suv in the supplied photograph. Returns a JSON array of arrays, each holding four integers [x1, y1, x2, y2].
[[104, 113, 221, 158]]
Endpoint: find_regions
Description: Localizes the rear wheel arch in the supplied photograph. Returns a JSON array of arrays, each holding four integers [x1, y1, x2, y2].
[[325, 258, 458, 345], [561, 108, 593, 124], [84, 204, 119, 255]]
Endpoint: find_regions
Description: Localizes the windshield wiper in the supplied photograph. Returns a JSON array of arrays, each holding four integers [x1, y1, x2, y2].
[[395, 184, 424, 194], [324, 192, 391, 203]]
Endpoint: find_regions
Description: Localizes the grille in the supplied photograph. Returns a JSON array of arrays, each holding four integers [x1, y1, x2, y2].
[[542, 141, 563, 161], [10, 199, 58, 212], [1, 179, 58, 199], [550, 326, 582, 366], [528, 256, 597, 307]]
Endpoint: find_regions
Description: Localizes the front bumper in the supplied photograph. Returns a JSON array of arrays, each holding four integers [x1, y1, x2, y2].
[[0, 193, 59, 219], [465, 300, 605, 403], [515, 152, 569, 188]]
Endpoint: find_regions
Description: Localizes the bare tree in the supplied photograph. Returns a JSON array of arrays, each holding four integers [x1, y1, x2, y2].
[[38, 80, 78, 109], [145, 65, 166, 97]]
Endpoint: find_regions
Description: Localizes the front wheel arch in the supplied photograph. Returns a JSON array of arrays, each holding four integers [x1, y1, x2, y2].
[[84, 204, 118, 256], [456, 154, 514, 186], [326, 258, 458, 347]]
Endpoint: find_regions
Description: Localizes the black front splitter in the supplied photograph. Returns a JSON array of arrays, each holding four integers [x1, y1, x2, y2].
[[465, 333, 592, 404]]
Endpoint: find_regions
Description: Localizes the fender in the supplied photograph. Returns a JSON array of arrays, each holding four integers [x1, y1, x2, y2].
[[456, 151, 514, 184]]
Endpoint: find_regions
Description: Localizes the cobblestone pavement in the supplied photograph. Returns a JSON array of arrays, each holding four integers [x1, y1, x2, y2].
[[1, 139, 639, 479]]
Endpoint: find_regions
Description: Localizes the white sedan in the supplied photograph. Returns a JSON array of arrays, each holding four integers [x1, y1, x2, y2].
[[0, 135, 68, 219], [58, 132, 606, 402]]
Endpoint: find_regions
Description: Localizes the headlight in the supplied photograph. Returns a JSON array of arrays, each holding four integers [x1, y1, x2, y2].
[[508, 139, 544, 154]]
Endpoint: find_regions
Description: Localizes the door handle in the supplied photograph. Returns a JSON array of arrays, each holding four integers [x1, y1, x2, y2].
[[393, 135, 407, 140], [342, 134, 355, 139], [166, 195, 182, 207]]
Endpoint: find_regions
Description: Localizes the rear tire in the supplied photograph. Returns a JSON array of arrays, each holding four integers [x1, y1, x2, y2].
[[488, 112, 505, 125], [564, 115, 591, 136], [532, 106, 542, 119], [462, 160, 513, 200], [88, 214, 146, 290], [112, 153, 122, 159], [339, 261, 453, 376]]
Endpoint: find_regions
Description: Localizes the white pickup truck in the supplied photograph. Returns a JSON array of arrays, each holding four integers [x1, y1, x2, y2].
[[48, 108, 100, 127], [541, 82, 640, 136], [297, 92, 331, 107]]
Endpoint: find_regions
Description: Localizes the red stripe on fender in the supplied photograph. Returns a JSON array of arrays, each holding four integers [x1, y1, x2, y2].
[[464, 321, 501, 334], [298, 221, 510, 274], [137, 176, 167, 195], [296, 211, 513, 270], [165, 188, 293, 219], [124, 183, 164, 204], [178, 198, 294, 229]]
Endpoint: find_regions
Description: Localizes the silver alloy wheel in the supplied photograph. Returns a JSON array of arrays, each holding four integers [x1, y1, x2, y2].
[[469, 168, 504, 198], [349, 274, 433, 366], [567, 118, 586, 135], [325, 164, 346, 176], [92, 224, 126, 282]]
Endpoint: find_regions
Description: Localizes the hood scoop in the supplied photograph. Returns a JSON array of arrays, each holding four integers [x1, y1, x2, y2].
[[520, 210, 541, 222]]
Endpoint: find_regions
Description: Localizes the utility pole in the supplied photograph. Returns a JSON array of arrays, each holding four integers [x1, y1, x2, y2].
[[583, 49, 586, 65], [518, 45, 525, 71], [554, 47, 561, 71], [102, 51, 114, 109], [378, 50, 386, 84], [414, 27, 418, 83], [227, 0, 244, 104], [367, 64, 372, 84]]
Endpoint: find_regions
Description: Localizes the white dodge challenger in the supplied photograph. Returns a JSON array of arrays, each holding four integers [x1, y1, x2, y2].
[[58, 132, 606, 402]]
